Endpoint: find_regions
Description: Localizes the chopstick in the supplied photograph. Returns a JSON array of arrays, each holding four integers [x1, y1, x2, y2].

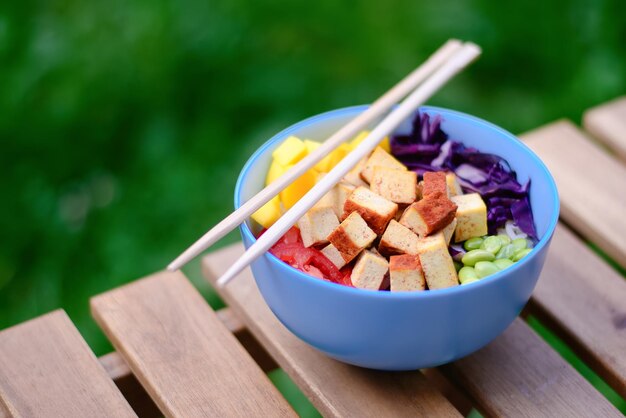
[[215, 42, 481, 287], [167, 39, 465, 272]]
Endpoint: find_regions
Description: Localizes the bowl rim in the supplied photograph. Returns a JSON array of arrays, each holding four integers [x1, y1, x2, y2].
[[234, 105, 560, 300]]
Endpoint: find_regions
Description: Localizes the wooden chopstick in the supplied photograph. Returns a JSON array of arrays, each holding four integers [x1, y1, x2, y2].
[[215, 42, 481, 287], [167, 39, 465, 272]]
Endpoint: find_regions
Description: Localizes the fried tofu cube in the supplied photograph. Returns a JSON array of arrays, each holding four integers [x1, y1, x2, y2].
[[297, 201, 339, 247], [399, 196, 457, 237], [370, 167, 417, 204], [360, 147, 407, 183], [251, 195, 281, 228], [446, 172, 463, 196], [378, 220, 419, 256], [450, 193, 488, 242], [343, 186, 398, 234], [272, 136, 307, 166], [344, 157, 369, 187], [416, 234, 459, 289], [389, 254, 425, 292], [441, 218, 457, 245], [422, 171, 448, 199], [315, 174, 355, 220], [321, 243, 347, 269], [350, 250, 389, 290], [327, 212, 377, 263]]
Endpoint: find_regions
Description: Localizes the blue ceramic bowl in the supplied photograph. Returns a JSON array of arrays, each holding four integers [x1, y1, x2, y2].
[[235, 106, 559, 370]]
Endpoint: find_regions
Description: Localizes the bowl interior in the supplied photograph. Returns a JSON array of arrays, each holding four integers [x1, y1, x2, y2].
[[236, 105, 558, 244]]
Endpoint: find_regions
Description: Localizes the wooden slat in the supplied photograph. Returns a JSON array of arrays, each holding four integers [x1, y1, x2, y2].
[[91, 271, 294, 418], [203, 244, 463, 417], [0, 310, 136, 418], [528, 223, 626, 398], [521, 120, 626, 269], [204, 243, 622, 417], [440, 319, 622, 417], [583, 96, 626, 162]]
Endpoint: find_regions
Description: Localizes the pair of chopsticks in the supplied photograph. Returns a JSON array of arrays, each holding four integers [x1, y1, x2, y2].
[[168, 39, 481, 287]]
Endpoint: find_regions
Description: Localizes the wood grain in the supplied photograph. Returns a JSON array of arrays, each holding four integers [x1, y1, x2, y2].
[[91, 270, 294, 418], [203, 243, 462, 418], [521, 120, 626, 268], [583, 96, 626, 162], [528, 223, 626, 398], [440, 319, 622, 417], [0, 310, 136, 418]]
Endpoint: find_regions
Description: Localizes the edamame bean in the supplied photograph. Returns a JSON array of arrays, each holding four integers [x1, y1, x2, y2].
[[475, 261, 499, 278], [481, 236, 502, 254], [462, 249, 495, 266], [497, 234, 511, 245], [496, 244, 516, 260], [512, 238, 527, 251], [464, 237, 484, 251], [512, 248, 532, 262], [453, 260, 463, 272], [461, 278, 480, 285], [493, 258, 514, 270], [458, 266, 478, 283]]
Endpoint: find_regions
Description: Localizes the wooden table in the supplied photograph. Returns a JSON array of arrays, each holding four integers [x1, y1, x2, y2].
[[1, 97, 626, 417]]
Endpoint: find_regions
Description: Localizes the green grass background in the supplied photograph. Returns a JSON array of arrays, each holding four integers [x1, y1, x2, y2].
[[1, 0, 625, 415]]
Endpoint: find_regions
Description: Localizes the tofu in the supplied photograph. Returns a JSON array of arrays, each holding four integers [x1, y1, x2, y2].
[[350, 250, 389, 290], [378, 220, 419, 256], [343, 157, 369, 187], [416, 234, 459, 290], [315, 174, 356, 219], [370, 166, 417, 204], [321, 243, 347, 269], [441, 218, 457, 245], [446, 172, 464, 196], [360, 147, 407, 183], [343, 186, 398, 235], [450, 193, 488, 242], [297, 204, 339, 248], [272, 136, 307, 166], [389, 254, 425, 292], [327, 211, 377, 263], [422, 171, 448, 199], [399, 196, 457, 237]]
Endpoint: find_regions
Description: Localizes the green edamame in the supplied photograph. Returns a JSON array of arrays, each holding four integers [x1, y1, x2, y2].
[[475, 261, 499, 278], [493, 258, 514, 270], [512, 248, 532, 262], [458, 266, 478, 283], [512, 238, 528, 251], [461, 278, 480, 285], [453, 260, 463, 272], [496, 244, 516, 260], [497, 234, 511, 245], [481, 236, 502, 254], [463, 237, 484, 251], [462, 249, 495, 266]]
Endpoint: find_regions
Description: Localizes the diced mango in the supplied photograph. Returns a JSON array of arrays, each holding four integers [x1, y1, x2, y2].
[[251, 196, 281, 228], [266, 159, 288, 186], [304, 139, 321, 154], [315, 143, 351, 172], [272, 136, 307, 166], [280, 166, 317, 209], [349, 130, 390, 152]]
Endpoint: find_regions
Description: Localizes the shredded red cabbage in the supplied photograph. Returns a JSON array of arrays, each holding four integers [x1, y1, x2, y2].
[[391, 112, 537, 240]]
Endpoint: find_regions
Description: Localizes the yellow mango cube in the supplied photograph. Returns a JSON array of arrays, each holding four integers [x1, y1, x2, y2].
[[280, 166, 317, 209], [251, 196, 281, 228], [315, 143, 351, 172], [304, 139, 321, 154], [266, 159, 287, 186], [272, 136, 307, 166], [349, 131, 391, 152]]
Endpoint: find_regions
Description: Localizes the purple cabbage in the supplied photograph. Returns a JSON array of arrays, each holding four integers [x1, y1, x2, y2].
[[390, 111, 537, 240]]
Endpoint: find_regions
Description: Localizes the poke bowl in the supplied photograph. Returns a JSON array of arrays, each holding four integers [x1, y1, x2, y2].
[[235, 105, 559, 370]]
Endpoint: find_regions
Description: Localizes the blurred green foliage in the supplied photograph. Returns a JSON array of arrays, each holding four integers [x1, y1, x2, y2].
[[0, 1, 625, 412]]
